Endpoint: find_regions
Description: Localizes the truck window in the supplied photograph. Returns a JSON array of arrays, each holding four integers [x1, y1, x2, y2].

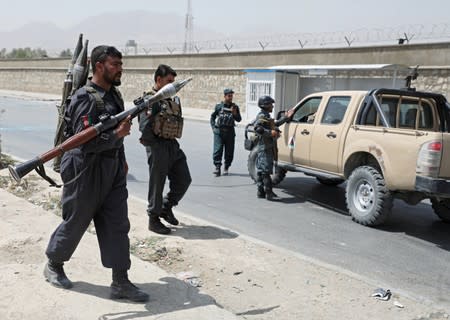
[[321, 96, 351, 125], [418, 101, 434, 130], [359, 95, 436, 131], [292, 97, 322, 123]]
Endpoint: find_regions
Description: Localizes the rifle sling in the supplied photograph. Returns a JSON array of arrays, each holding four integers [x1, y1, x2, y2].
[[35, 164, 61, 188]]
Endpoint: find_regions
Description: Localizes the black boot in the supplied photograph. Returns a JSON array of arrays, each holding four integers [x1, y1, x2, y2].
[[111, 269, 149, 303], [213, 166, 221, 177], [44, 260, 73, 289], [161, 206, 179, 226], [149, 216, 171, 234], [256, 173, 266, 198], [257, 188, 266, 198], [263, 175, 280, 201], [265, 190, 280, 201], [223, 166, 229, 176]]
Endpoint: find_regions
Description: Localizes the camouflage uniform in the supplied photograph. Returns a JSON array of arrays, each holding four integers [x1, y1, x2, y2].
[[210, 102, 242, 172], [254, 109, 289, 199]]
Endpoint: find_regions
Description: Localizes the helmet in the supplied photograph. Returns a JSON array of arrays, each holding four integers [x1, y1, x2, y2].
[[258, 95, 275, 109]]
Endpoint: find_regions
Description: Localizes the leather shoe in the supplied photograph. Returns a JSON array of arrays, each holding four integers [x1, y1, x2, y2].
[[110, 280, 149, 303], [161, 207, 179, 226], [149, 217, 171, 234], [44, 261, 73, 289]]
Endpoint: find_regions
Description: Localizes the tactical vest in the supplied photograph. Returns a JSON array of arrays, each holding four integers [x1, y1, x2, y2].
[[53, 84, 113, 172], [153, 97, 184, 139], [215, 105, 235, 127]]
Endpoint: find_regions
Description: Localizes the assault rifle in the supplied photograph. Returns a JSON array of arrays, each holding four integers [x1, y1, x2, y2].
[[9, 78, 192, 183]]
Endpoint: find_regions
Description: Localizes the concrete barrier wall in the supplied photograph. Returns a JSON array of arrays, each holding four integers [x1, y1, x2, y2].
[[1, 42, 450, 69], [1, 42, 450, 110]]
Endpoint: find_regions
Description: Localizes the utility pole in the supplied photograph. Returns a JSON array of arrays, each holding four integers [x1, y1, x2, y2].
[[183, 0, 194, 54]]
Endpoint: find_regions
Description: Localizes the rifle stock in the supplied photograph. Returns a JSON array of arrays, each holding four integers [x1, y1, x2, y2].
[[9, 78, 192, 182]]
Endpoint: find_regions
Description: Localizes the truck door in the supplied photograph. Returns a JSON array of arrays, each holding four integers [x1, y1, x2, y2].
[[277, 97, 322, 166], [309, 96, 351, 173]]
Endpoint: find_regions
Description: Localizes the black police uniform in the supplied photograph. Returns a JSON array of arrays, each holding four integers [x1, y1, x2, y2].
[[210, 102, 242, 172], [46, 81, 131, 270], [138, 90, 191, 222]]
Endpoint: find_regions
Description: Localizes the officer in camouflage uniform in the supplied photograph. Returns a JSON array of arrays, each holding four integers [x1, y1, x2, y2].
[[210, 88, 242, 176], [254, 95, 293, 201], [44, 46, 149, 302], [138, 64, 191, 235]]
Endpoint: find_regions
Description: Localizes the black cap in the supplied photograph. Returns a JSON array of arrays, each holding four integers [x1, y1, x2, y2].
[[224, 88, 234, 95]]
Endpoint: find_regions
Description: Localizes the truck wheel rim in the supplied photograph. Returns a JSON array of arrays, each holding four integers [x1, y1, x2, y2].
[[353, 179, 375, 213]]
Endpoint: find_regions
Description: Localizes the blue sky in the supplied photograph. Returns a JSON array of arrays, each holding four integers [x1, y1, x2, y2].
[[1, 0, 449, 34]]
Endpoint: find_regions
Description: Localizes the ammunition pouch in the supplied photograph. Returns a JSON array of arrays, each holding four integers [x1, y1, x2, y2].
[[153, 98, 183, 139]]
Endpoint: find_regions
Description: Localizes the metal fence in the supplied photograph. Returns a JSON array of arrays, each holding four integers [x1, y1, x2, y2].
[[11, 23, 450, 58], [115, 23, 450, 56]]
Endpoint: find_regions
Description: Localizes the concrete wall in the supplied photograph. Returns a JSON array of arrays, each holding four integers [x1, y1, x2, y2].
[[1, 42, 450, 111]]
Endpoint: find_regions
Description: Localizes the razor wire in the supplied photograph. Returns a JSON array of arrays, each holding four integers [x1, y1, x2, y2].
[[17, 23, 450, 57]]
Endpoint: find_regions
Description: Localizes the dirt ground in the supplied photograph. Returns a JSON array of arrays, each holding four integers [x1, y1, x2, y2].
[[0, 157, 449, 320]]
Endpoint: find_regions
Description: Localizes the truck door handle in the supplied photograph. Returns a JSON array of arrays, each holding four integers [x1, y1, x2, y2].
[[301, 129, 310, 135], [326, 132, 337, 138]]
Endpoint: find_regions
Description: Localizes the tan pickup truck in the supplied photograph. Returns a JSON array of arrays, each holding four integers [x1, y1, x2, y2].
[[247, 88, 450, 226]]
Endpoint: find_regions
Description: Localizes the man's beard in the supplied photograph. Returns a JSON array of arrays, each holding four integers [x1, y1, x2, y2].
[[104, 71, 121, 87]]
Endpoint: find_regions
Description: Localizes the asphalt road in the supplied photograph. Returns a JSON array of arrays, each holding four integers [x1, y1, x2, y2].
[[1, 96, 449, 309]]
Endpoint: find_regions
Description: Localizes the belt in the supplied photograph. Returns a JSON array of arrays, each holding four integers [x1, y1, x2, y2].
[[98, 149, 120, 158], [217, 126, 234, 131]]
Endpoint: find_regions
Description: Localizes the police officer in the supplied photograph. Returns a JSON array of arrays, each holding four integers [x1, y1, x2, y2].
[[138, 64, 192, 235], [44, 45, 149, 302], [210, 88, 242, 176], [254, 96, 293, 200]]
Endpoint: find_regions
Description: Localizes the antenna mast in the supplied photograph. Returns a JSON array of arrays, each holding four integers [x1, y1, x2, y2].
[[183, 0, 194, 53]]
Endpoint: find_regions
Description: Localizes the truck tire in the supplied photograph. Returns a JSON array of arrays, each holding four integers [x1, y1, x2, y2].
[[316, 177, 344, 186], [345, 166, 393, 226], [247, 147, 258, 182], [430, 198, 450, 223], [247, 147, 287, 185]]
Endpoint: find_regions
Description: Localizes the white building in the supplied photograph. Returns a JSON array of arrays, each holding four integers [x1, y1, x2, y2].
[[244, 64, 411, 120]]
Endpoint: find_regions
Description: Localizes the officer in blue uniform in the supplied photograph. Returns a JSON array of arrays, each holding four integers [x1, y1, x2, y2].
[[254, 95, 293, 200], [210, 88, 242, 176], [44, 45, 149, 303]]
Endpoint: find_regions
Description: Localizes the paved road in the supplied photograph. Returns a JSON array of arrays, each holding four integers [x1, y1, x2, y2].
[[1, 96, 450, 309]]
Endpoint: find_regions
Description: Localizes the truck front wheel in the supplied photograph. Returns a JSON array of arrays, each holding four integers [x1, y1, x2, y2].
[[345, 166, 393, 226], [430, 198, 450, 223]]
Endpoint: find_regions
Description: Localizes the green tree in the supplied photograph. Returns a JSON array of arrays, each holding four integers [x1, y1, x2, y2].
[[6, 47, 48, 59], [59, 49, 72, 58]]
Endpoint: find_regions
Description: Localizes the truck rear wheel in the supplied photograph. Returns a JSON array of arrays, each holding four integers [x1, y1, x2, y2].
[[430, 198, 450, 223], [247, 147, 287, 185], [345, 166, 393, 226]]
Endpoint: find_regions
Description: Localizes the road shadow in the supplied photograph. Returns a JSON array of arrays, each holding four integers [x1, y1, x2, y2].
[[223, 172, 251, 178], [172, 224, 239, 240], [71, 276, 224, 319], [277, 175, 450, 251], [236, 305, 280, 316], [278, 175, 348, 215]]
